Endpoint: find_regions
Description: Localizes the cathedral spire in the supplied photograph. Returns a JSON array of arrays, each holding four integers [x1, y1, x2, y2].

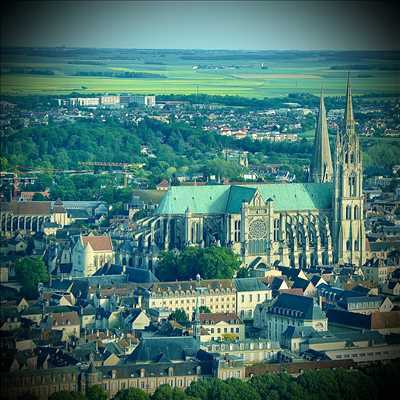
[[344, 73, 355, 137], [310, 87, 333, 183]]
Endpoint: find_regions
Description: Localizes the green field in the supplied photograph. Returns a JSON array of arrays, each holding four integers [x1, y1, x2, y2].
[[1, 49, 400, 97]]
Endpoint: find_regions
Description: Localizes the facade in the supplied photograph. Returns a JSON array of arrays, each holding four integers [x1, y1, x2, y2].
[[144, 279, 237, 316], [201, 339, 279, 365], [253, 293, 328, 344], [131, 79, 366, 268], [71, 235, 114, 277], [199, 312, 245, 342], [143, 277, 272, 319], [234, 278, 272, 320], [0, 201, 70, 235]]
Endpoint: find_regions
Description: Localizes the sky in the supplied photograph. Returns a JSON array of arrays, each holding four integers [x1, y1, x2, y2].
[[1, 1, 399, 50]]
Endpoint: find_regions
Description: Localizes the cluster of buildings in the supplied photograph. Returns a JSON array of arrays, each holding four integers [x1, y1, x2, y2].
[[1, 80, 400, 398], [1, 254, 400, 399], [57, 94, 156, 108]]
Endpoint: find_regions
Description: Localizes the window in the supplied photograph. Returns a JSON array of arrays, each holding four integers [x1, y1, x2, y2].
[[354, 205, 359, 219], [234, 220, 241, 242], [346, 205, 351, 220], [273, 219, 280, 241], [349, 175, 356, 197], [354, 240, 359, 251], [346, 240, 351, 251]]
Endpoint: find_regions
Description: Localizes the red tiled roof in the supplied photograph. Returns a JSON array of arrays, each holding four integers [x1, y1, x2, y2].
[[371, 311, 400, 329], [82, 236, 113, 251], [50, 311, 80, 326], [0, 201, 52, 215], [157, 179, 169, 188], [200, 312, 241, 324]]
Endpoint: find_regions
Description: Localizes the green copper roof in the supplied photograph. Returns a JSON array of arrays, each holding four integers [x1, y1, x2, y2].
[[156, 183, 333, 215], [156, 185, 230, 215]]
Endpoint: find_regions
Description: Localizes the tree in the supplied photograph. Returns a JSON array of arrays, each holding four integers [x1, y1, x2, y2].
[[151, 384, 193, 400], [236, 268, 250, 278], [113, 388, 149, 400], [156, 246, 241, 281], [48, 392, 85, 400], [198, 306, 211, 313], [168, 309, 189, 325], [18, 393, 39, 400], [15, 256, 49, 299], [32, 192, 47, 201], [86, 385, 108, 400]]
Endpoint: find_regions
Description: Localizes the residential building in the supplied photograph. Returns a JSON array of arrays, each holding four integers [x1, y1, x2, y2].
[[254, 293, 328, 343], [199, 312, 245, 342]]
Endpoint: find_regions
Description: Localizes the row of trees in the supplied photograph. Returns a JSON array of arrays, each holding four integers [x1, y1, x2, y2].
[[42, 360, 400, 400]]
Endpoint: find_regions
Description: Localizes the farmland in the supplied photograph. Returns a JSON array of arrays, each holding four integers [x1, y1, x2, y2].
[[1, 48, 400, 97]]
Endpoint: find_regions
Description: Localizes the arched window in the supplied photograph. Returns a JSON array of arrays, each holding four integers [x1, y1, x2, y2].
[[346, 205, 351, 220], [349, 175, 356, 197], [354, 205, 359, 219], [346, 240, 351, 251], [350, 153, 355, 163], [354, 240, 359, 251], [234, 220, 241, 242], [345, 152, 349, 163], [273, 219, 280, 241], [191, 223, 195, 242]]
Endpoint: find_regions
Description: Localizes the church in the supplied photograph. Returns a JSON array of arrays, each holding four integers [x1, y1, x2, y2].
[[133, 78, 366, 269]]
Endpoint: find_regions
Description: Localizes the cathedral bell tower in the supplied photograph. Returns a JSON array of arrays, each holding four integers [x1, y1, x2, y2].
[[310, 88, 333, 183], [333, 76, 366, 267]]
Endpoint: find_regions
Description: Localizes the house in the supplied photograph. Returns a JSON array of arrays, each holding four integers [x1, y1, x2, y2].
[[124, 308, 151, 331], [80, 304, 96, 329], [363, 258, 395, 284], [43, 311, 80, 340], [72, 234, 114, 277], [292, 278, 316, 297], [199, 312, 245, 342], [156, 179, 169, 191], [382, 280, 400, 296], [234, 278, 272, 320], [254, 293, 328, 344]]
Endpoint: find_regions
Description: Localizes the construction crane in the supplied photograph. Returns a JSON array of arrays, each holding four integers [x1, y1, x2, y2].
[[78, 161, 145, 188]]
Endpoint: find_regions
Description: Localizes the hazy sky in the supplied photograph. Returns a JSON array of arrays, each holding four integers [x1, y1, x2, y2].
[[1, 1, 399, 50]]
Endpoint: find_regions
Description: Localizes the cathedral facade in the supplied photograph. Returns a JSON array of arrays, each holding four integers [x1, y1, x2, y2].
[[133, 78, 366, 269]]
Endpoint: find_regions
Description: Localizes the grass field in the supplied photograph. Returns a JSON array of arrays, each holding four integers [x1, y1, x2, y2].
[[1, 50, 400, 97]]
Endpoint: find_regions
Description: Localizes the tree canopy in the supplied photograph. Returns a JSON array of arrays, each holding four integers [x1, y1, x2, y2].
[[113, 388, 149, 400], [15, 256, 49, 299], [156, 246, 241, 281], [168, 309, 190, 325]]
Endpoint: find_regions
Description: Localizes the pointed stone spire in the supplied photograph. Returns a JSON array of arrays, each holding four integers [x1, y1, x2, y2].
[[310, 87, 333, 183], [344, 73, 355, 137]]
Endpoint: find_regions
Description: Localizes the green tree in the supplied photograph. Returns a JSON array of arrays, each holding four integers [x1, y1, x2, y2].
[[32, 192, 47, 201], [15, 256, 49, 299], [113, 388, 149, 400], [48, 391, 86, 400], [156, 246, 241, 281], [151, 384, 193, 400], [198, 306, 211, 313], [236, 268, 250, 278], [168, 309, 189, 325], [86, 385, 108, 400]]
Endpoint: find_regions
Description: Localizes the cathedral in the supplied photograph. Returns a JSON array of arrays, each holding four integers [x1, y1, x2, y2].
[[132, 78, 366, 269]]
